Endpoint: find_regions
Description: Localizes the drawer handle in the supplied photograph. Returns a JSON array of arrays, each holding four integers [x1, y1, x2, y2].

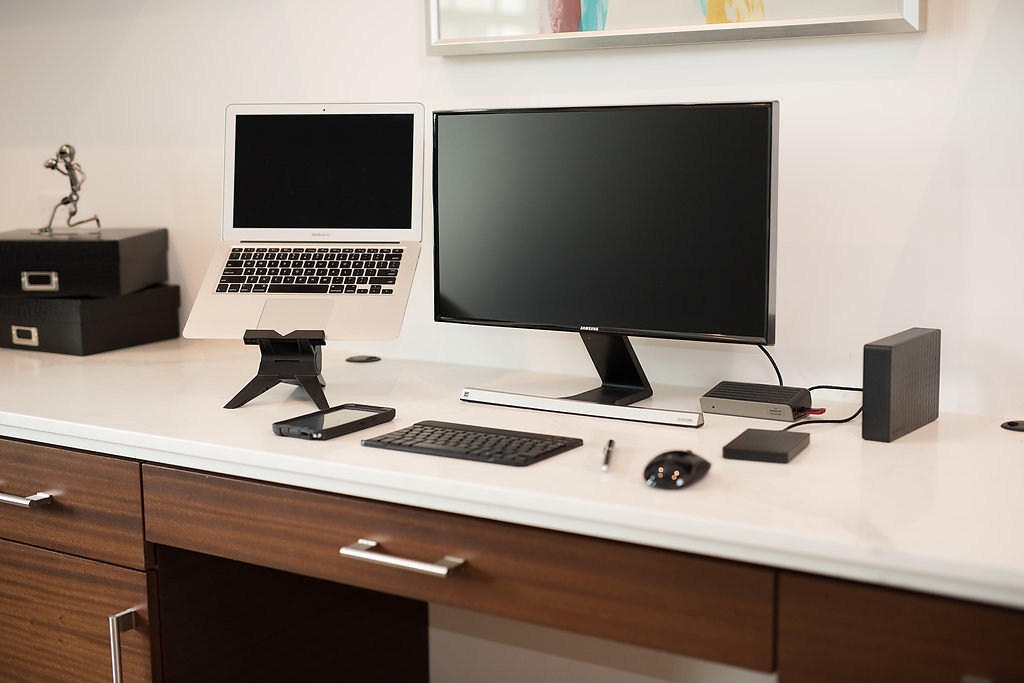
[[0, 490, 53, 508], [109, 607, 138, 683], [340, 538, 465, 577]]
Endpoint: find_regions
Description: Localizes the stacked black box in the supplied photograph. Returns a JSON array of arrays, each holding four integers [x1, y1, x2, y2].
[[0, 228, 180, 355]]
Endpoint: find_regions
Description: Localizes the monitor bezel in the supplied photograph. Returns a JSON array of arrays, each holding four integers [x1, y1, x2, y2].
[[431, 101, 779, 347]]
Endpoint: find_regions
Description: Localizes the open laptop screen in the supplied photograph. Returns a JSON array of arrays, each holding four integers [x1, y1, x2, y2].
[[232, 113, 414, 230], [221, 102, 424, 244]]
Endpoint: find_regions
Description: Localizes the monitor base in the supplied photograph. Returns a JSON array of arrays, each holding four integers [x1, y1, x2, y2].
[[459, 387, 703, 428]]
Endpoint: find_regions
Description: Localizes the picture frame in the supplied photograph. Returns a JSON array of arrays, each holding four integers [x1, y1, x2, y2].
[[427, 0, 923, 56]]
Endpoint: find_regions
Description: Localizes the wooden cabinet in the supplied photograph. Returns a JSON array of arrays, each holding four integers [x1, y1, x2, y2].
[[0, 437, 156, 683], [142, 464, 776, 672], [778, 571, 1024, 683], [7, 433, 1024, 680], [0, 539, 155, 682]]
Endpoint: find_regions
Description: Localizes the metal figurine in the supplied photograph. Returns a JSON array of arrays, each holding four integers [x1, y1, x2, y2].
[[41, 144, 101, 234]]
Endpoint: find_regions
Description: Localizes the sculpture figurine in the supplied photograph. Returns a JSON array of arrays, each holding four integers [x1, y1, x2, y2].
[[41, 143, 101, 234]]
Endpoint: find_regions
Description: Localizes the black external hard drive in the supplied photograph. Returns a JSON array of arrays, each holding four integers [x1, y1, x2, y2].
[[862, 327, 941, 442], [723, 428, 810, 464]]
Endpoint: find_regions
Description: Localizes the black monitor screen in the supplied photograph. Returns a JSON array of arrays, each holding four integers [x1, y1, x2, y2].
[[433, 102, 777, 346]]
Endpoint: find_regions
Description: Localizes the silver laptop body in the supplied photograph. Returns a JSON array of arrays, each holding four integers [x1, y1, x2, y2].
[[183, 101, 424, 341]]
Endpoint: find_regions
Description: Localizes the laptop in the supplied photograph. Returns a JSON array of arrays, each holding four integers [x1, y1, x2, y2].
[[183, 102, 424, 341]]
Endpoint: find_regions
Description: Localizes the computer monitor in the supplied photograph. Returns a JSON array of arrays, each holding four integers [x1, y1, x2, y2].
[[432, 101, 778, 423]]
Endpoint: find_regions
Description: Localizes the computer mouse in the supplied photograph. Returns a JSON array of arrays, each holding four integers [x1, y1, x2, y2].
[[643, 450, 710, 490]]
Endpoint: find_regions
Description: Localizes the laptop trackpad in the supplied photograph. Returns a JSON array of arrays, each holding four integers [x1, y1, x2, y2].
[[257, 299, 333, 334]]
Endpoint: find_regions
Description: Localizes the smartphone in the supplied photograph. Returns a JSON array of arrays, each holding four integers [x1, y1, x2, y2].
[[272, 403, 395, 440]]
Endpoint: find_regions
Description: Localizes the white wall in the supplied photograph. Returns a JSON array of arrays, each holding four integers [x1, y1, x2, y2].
[[2, 2, 1020, 680], [2, 1, 1022, 419]]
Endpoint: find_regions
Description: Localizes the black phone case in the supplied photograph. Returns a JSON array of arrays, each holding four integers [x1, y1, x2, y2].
[[272, 404, 395, 440]]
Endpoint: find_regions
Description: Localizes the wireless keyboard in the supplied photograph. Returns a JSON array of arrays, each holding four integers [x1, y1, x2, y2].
[[361, 420, 583, 467]]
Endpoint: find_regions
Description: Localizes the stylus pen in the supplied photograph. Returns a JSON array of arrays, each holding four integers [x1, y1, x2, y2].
[[601, 439, 615, 471]]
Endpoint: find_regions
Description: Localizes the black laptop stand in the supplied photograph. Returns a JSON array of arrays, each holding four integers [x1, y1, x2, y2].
[[224, 330, 329, 410]]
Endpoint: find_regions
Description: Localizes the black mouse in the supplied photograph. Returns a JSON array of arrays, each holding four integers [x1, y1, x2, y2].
[[644, 450, 710, 490]]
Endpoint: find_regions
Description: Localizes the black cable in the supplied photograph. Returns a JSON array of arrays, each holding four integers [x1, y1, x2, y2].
[[758, 344, 783, 386], [808, 384, 863, 393], [784, 406, 864, 431], [784, 385, 864, 429]]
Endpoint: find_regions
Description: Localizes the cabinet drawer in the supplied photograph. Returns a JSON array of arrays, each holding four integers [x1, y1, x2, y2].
[[0, 437, 148, 569], [142, 465, 775, 671], [0, 538, 155, 683], [778, 571, 1024, 682]]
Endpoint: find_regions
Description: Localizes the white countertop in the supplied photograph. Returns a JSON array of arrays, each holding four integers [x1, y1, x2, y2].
[[2, 338, 1022, 611]]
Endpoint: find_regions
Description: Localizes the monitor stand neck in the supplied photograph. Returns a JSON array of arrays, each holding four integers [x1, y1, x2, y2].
[[562, 332, 653, 406]]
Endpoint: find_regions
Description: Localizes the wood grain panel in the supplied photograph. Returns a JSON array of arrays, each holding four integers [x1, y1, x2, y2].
[[0, 436, 149, 569], [142, 464, 776, 671], [0, 538, 155, 683], [778, 571, 1024, 682]]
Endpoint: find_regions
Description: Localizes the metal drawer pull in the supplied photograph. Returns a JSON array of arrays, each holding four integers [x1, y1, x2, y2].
[[340, 538, 465, 577], [109, 607, 138, 683], [0, 490, 53, 508]]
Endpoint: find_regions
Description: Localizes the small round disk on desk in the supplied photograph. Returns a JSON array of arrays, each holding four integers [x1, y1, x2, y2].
[[346, 354, 381, 363]]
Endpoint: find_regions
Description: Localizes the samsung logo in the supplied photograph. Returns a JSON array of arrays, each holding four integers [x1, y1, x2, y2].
[[580, 326, 599, 332]]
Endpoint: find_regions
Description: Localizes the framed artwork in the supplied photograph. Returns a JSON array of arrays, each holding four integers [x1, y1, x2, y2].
[[427, 0, 923, 55]]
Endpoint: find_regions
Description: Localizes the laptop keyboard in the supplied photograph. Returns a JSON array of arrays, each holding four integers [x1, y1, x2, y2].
[[215, 245, 405, 295]]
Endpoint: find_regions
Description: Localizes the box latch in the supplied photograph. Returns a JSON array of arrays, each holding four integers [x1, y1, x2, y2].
[[21, 271, 60, 292], [11, 325, 39, 347]]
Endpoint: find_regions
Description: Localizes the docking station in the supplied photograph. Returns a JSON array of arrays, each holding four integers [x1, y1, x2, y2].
[[700, 381, 811, 422]]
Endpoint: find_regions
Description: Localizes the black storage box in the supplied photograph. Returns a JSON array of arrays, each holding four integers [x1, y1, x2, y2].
[[0, 284, 180, 355], [0, 227, 168, 297]]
